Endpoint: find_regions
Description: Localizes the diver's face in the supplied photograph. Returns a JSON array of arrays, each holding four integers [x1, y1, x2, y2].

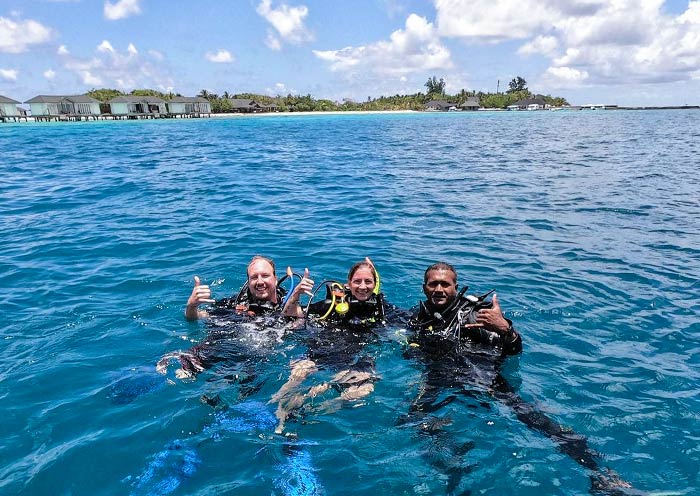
[[423, 269, 457, 310], [247, 260, 277, 302], [348, 267, 375, 301]]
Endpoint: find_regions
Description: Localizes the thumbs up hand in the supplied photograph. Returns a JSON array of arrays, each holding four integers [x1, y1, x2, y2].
[[187, 276, 215, 307], [283, 268, 314, 318], [289, 267, 314, 304], [476, 293, 510, 334]]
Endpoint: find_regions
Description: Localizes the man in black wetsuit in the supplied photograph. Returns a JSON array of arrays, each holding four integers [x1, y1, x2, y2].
[[158, 255, 291, 381], [410, 261, 521, 355], [185, 255, 286, 320], [407, 262, 634, 495]]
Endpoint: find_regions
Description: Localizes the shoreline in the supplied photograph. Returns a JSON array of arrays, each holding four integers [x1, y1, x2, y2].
[[4, 106, 698, 124], [209, 109, 419, 118]]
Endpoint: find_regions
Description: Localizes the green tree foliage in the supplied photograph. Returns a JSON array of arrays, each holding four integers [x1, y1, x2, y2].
[[130, 89, 170, 98], [114, 76, 567, 114], [543, 95, 568, 107], [86, 88, 124, 102], [507, 76, 528, 93], [425, 76, 446, 96]]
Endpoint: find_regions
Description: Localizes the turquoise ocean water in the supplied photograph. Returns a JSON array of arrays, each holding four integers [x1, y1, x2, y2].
[[1, 110, 699, 495]]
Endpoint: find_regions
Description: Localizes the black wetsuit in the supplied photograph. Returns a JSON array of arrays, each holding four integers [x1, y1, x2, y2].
[[406, 296, 630, 495], [303, 291, 393, 372], [409, 295, 522, 357], [174, 287, 289, 392]]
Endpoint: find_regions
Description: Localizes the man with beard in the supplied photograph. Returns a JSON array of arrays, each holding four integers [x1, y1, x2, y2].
[[405, 262, 633, 495]]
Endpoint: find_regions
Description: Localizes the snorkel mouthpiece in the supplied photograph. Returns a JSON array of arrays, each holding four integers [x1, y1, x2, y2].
[[332, 285, 349, 315]]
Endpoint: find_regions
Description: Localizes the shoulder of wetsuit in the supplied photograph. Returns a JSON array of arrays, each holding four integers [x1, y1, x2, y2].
[[383, 302, 411, 325], [213, 297, 236, 309], [307, 299, 333, 317], [347, 293, 384, 316], [305, 282, 344, 318], [408, 302, 431, 328]]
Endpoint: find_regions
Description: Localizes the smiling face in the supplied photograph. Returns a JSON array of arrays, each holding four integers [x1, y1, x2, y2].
[[423, 268, 458, 310], [247, 258, 278, 303], [347, 266, 376, 301]]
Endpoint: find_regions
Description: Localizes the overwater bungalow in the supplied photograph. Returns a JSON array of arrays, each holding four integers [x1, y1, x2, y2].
[[108, 95, 168, 119], [0, 95, 24, 122], [166, 96, 211, 117], [25, 94, 102, 121]]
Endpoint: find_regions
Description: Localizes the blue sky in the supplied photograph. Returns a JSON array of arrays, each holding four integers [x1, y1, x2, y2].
[[1, 0, 699, 106]]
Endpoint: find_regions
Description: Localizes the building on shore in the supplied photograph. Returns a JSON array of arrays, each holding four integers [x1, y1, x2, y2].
[[507, 95, 550, 111], [424, 97, 480, 111], [166, 96, 212, 117], [0, 95, 24, 122], [460, 96, 480, 111], [25, 95, 102, 121], [425, 100, 458, 111], [581, 104, 618, 110], [108, 95, 168, 118], [226, 98, 278, 113]]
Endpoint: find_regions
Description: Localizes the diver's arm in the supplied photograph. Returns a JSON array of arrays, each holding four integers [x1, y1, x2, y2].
[[500, 321, 522, 355], [184, 276, 215, 321], [282, 271, 314, 318], [475, 294, 509, 332], [475, 294, 522, 355]]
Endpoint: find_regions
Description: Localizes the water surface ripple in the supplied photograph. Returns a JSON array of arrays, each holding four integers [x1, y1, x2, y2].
[[1, 110, 699, 495]]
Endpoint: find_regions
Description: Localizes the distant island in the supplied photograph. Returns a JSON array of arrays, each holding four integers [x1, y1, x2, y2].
[[1, 76, 696, 123], [85, 76, 568, 113]]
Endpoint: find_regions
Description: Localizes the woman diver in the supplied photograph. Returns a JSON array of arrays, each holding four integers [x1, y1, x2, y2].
[[270, 258, 398, 434]]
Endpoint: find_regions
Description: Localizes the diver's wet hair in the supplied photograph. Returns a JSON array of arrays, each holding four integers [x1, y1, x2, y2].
[[347, 261, 376, 283], [423, 262, 457, 284], [247, 255, 276, 276]]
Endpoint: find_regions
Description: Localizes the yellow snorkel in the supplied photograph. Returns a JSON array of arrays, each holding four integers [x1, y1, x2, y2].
[[365, 257, 381, 295], [334, 285, 349, 315], [319, 282, 347, 319]]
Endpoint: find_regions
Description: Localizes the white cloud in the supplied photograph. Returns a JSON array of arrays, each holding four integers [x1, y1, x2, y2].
[[542, 66, 589, 87], [0, 68, 18, 81], [435, 0, 559, 42], [57, 44, 70, 55], [266, 82, 295, 95], [97, 40, 115, 53], [314, 14, 452, 77], [44, 69, 56, 80], [205, 49, 234, 63], [59, 42, 175, 92], [436, 0, 700, 90], [127, 43, 138, 55], [265, 33, 283, 51], [256, 0, 313, 50], [518, 35, 559, 57], [82, 71, 103, 86], [104, 0, 142, 20], [0, 16, 53, 53]]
